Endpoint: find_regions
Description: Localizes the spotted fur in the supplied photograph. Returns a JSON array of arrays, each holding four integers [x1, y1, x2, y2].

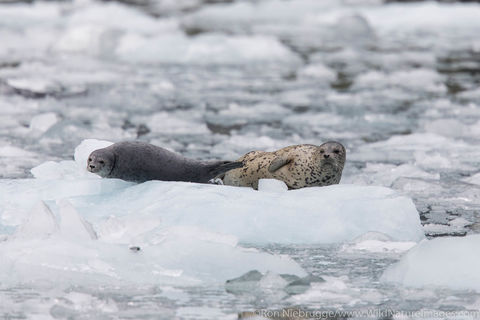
[[223, 142, 346, 190]]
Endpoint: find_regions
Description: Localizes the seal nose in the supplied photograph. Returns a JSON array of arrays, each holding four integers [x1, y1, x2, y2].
[[323, 154, 330, 159], [89, 164, 96, 169]]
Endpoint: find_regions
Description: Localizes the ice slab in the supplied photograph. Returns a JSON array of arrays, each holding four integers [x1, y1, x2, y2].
[[0, 178, 424, 244], [0, 201, 305, 286], [382, 234, 480, 292]]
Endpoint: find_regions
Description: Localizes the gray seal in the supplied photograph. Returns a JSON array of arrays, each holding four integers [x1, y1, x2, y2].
[[222, 141, 346, 189], [87, 141, 243, 183]]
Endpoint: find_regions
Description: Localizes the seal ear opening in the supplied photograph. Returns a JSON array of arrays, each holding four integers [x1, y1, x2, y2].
[[268, 156, 292, 173]]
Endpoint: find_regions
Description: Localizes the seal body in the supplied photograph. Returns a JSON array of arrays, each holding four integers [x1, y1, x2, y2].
[[223, 142, 346, 190], [87, 141, 242, 183]]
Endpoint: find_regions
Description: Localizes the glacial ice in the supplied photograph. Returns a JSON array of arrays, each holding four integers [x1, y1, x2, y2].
[[382, 235, 480, 292], [0, 139, 427, 286], [0, 199, 306, 286]]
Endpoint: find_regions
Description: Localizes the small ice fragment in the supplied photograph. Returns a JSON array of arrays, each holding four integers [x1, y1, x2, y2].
[[29, 112, 59, 133], [341, 231, 417, 253], [257, 179, 288, 192], [57, 200, 97, 241]]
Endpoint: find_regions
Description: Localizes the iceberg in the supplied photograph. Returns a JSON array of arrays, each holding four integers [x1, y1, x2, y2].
[[0, 139, 427, 287], [2, 139, 425, 245], [0, 200, 305, 286], [381, 234, 480, 292]]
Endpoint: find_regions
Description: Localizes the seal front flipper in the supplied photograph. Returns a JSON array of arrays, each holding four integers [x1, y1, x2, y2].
[[268, 156, 292, 173]]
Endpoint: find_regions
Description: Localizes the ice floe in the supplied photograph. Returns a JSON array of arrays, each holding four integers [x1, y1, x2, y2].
[[382, 234, 480, 292]]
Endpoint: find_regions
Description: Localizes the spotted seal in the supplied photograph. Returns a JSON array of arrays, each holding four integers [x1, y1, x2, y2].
[[222, 141, 346, 189], [87, 141, 243, 183]]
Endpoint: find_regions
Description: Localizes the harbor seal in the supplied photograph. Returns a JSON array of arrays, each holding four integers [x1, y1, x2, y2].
[[87, 141, 243, 183], [222, 141, 346, 190]]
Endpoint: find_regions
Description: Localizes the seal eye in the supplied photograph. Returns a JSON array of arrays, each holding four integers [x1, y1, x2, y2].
[[333, 149, 340, 154], [99, 160, 105, 165], [319, 150, 324, 154], [88, 158, 92, 162]]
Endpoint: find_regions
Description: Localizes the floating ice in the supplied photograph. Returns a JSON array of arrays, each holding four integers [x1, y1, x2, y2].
[[382, 235, 480, 292], [341, 232, 417, 254], [343, 163, 440, 187], [353, 69, 446, 93], [225, 270, 323, 296], [13, 201, 58, 240], [2, 138, 426, 244], [289, 275, 384, 306], [4, 171, 424, 246], [29, 112, 59, 133], [0, 200, 305, 286], [116, 33, 301, 65], [464, 173, 480, 186], [298, 63, 336, 82]]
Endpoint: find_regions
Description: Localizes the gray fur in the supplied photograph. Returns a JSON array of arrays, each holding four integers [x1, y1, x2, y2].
[[87, 141, 242, 183]]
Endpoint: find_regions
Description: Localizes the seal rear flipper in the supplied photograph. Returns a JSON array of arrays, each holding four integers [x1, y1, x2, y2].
[[268, 156, 292, 173], [208, 161, 244, 179]]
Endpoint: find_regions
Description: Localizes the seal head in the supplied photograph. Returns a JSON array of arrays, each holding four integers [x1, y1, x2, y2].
[[316, 141, 346, 178], [87, 149, 115, 177]]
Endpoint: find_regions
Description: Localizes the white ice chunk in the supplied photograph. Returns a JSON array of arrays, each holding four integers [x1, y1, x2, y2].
[[353, 69, 446, 93], [464, 173, 480, 186], [116, 33, 300, 65], [31, 160, 79, 180], [13, 201, 58, 240], [382, 235, 480, 292], [70, 181, 424, 244], [0, 144, 36, 158], [349, 133, 471, 165], [0, 224, 305, 286], [0, 178, 132, 226], [6, 78, 63, 95], [341, 231, 417, 254], [58, 200, 97, 241], [298, 63, 336, 82], [343, 163, 439, 187], [146, 112, 209, 135], [289, 275, 383, 306], [258, 179, 288, 193], [29, 112, 59, 133]]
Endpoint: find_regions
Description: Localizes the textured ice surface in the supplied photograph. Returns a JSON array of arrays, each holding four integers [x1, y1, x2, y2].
[[2, 0, 480, 317], [0, 139, 425, 289], [382, 235, 480, 292], [0, 198, 305, 286], [2, 139, 425, 245]]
